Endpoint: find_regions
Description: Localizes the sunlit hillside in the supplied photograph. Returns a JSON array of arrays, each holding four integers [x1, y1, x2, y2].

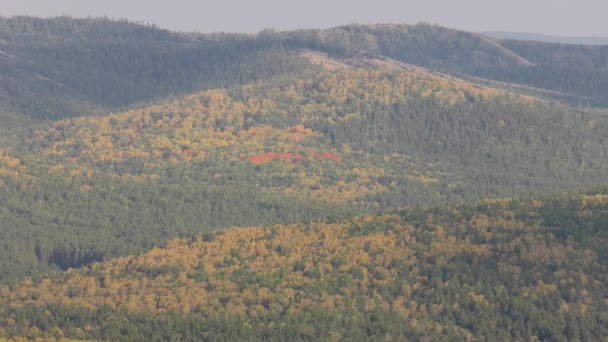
[[1, 16, 608, 341], [1, 64, 608, 280], [1, 191, 607, 340]]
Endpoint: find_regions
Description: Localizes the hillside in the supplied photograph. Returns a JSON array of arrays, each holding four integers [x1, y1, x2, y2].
[[3, 18, 608, 126], [1, 65, 608, 279], [0, 16, 608, 341], [282, 23, 608, 106], [0, 16, 315, 122], [1, 190, 607, 340]]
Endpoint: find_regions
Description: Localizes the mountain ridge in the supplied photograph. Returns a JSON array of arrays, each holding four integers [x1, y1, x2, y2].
[[2, 17, 608, 126]]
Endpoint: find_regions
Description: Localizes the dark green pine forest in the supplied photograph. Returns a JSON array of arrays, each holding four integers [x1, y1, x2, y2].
[[0, 16, 607, 341]]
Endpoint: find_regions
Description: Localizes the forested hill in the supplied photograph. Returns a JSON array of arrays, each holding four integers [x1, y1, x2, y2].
[[2, 17, 608, 126], [1, 16, 608, 340], [282, 23, 608, 106], [1, 65, 608, 280], [0, 16, 315, 123], [1, 190, 607, 340]]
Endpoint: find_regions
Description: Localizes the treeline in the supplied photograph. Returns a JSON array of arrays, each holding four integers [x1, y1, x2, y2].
[[1, 190, 607, 340]]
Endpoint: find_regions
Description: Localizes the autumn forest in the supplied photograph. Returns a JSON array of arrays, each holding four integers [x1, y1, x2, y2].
[[0, 16, 607, 341]]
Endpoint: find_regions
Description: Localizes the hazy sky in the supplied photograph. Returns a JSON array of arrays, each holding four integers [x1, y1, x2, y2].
[[1, 0, 606, 36]]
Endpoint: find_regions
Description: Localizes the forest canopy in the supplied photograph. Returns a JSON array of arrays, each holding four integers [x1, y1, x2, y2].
[[0, 16, 607, 341]]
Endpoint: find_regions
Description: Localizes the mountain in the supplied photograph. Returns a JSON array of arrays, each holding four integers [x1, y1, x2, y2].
[[1, 190, 607, 340], [0, 17, 607, 279], [484, 31, 608, 45], [2, 17, 608, 125], [0, 16, 314, 122], [1, 64, 607, 280], [0, 16, 607, 341], [282, 23, 608, 106]]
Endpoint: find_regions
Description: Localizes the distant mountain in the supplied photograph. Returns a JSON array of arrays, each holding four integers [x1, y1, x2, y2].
[[484, 31, 608, 45], [2, 18, 608, 125], [0, 16, 314, 122], [282, 23, 608, 106]]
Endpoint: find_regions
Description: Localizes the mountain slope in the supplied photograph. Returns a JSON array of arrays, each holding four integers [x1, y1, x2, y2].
[[284, 23, 534, 69], [283, 23, 608, 106], [17, 67, 608, 201], [0, 16, 607, 341], [0, 16, 315, 121], [1, 65, 608, 279], [3, 17, 608, 125], [1, 190, 607, 340]]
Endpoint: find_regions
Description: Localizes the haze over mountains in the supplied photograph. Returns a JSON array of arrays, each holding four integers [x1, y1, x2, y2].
[[485, 31, 608, 45], [0, 16, 607, 341]]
